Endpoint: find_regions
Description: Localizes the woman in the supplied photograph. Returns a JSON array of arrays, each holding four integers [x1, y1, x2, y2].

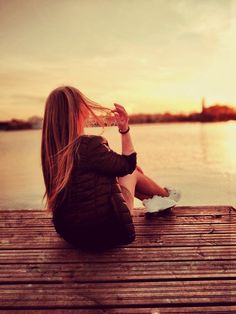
[[41, 86, 178, 251]]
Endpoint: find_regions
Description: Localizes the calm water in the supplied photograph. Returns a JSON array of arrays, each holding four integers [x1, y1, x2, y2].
[[0, 122, 235, 210]]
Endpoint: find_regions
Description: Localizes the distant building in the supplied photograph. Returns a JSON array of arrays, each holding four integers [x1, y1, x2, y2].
[[201, 97, 206, 114], [200, 96, 236, 122]]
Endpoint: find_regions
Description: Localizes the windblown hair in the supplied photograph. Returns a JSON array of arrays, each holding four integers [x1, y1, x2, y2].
[[41, 85, 113, 212]]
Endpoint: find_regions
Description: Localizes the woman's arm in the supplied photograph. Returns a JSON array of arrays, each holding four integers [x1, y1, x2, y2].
[[112, 103, 135, 155], [85, 103, 137, 177], [86, 135, 137, 177]]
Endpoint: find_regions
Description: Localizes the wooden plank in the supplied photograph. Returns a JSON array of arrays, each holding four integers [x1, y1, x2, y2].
[[0, 280, 235, 308], [0, 309, 236, 314], [1, 233, 236, 249], [0, 246, 235, 263], [0, 260, 235, 283], [0, 223, 235, 236], [138, 214, 236, 224], [3, 216, 236, 226], [134, 224, 236, 234], [1, 214, 236, 228], [108, 308, 236, 314], [0, 206, 234, 218], [169, 206, 235, 216], [0, 211, 236, 223], [134, 234, 236, 247], [110, 307, 236, 314], [0, 210, 51, 220]]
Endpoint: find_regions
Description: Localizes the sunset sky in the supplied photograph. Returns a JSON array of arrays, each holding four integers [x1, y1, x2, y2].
[[0, 0, 236, 120]]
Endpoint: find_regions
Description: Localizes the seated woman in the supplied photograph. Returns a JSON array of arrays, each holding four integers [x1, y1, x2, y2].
[[41, 86, 179, 251]]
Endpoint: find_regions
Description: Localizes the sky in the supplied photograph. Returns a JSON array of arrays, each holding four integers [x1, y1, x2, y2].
[[0, 0, 236, 120]]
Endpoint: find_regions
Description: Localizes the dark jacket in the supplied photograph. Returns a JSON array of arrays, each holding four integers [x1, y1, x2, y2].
[[52, 134, 137, 251]]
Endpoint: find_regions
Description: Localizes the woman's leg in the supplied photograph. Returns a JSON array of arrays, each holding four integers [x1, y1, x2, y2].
[[118, 171, 138, 211], [118, 167, 169, 209], [135, 170, 169, 199]]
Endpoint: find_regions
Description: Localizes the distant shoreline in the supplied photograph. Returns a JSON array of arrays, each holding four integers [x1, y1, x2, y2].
[[1, 104, 236, 130], [0, 119, 235, 132]]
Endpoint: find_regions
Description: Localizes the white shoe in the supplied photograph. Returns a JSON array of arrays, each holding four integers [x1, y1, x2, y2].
[[142, 195, 177, 214], [164, 186, 181, 202]]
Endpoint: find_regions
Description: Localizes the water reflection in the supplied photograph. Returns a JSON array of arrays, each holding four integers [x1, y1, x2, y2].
[[0, 122, 235, 209]]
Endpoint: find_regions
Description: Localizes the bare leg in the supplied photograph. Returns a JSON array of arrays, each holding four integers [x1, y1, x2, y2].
[[118, 168, 169, 210], [134, 190, 151, 201], [118, 170, 137, 211], [135, 170, 169, 198]]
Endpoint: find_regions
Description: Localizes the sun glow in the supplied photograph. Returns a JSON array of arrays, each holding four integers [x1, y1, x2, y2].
[[0, 0, 235, 119]]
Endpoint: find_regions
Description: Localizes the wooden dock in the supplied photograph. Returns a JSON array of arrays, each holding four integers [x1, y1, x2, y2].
[[0, 206, 236, 313]]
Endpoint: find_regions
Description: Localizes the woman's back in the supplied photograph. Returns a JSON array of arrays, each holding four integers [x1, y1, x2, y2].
[[52, 134, 136, 251]]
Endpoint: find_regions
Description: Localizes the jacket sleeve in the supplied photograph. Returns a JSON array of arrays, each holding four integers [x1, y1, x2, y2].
[[87, 135, 137, 177]]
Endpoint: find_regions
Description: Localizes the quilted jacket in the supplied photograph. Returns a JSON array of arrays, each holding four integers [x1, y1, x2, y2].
[[52, 134, 137, 251]]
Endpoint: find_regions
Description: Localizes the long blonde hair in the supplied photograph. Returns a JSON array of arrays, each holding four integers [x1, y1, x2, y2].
[[41, 85, 113, 212]]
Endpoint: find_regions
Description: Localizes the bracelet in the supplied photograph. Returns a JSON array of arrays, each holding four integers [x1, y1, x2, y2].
[[119, 126, 130, 134]]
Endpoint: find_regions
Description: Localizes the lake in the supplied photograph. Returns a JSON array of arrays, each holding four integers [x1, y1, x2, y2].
[[0, 122, 235, 210]]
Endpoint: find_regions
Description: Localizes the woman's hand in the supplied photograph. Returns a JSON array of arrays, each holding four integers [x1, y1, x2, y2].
[[112, 103, 129, 132]]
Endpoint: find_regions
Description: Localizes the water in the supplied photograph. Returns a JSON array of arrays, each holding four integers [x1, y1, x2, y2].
[[0, 122, 235, 210]]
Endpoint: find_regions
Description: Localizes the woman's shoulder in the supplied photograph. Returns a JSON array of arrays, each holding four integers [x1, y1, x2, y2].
[[78, 134, 108, 144], [77, 134, 109, 152]]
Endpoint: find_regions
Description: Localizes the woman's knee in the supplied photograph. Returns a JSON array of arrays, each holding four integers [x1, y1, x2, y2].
[[118, 168, 138, 187]]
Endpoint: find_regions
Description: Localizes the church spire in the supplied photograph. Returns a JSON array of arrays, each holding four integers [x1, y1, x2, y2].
[[201, 97, 206, 114]]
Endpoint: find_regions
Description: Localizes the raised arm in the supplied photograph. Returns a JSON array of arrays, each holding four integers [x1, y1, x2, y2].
[[87, 136, 137, 177], [112, 103, 135, 155], [87, 103, 137, 177]]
